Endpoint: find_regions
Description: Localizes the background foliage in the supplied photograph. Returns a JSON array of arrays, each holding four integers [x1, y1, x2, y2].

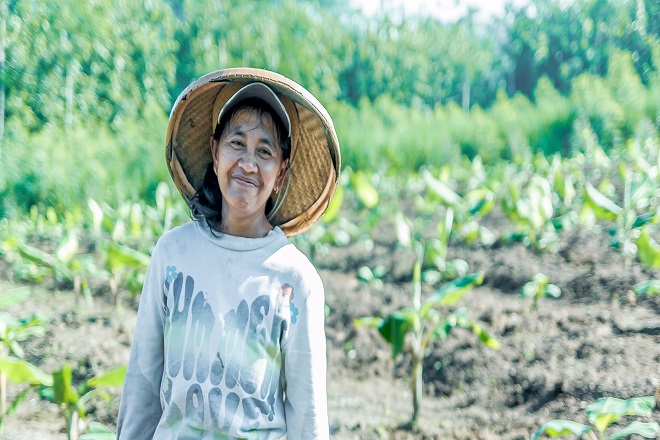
[[0, 0, 659, 215]]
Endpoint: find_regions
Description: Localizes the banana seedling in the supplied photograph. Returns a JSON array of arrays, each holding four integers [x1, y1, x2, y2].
[[532, 395, 658, 440], [520, 273, 561, 311], [582, 166, 657, 268], [423, 208, 469, 283], [39, 363, 126, 440], [501, 173, 561, 252], [101, 241, 150, 305], [355, 232, 499, 426], [421, 169, 496, 246], [0, 287, 51, 430], [78, 422, 116, 440]]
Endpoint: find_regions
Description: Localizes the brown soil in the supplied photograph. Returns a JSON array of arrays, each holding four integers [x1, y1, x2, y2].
[[1, 222, 658, 439]]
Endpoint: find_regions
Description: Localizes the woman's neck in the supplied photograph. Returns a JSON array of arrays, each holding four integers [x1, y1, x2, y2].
[[218, 215, 274, 238]]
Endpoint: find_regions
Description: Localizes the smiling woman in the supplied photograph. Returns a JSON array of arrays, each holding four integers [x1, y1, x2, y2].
[[207, 92, 291, 238], [116, 68, 341, 440]]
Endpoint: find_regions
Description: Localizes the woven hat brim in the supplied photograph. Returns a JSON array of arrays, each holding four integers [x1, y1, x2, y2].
[[166, 68, 341, 237]]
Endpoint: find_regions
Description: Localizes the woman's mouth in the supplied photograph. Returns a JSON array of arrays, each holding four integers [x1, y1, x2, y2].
[[232, 174, 259, 187]]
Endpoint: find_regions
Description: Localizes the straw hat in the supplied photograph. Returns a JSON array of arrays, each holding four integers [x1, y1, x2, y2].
[[166, 68, 341, 237]]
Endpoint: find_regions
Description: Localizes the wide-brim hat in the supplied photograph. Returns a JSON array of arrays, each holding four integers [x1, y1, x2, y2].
[[166, 68, 341, 237]]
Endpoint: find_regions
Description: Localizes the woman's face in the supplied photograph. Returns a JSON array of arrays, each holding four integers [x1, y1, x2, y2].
[[211, 108, 288, 231]]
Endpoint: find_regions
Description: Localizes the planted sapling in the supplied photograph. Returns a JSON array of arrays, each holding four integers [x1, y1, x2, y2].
[[0, 287, 51, 430], [355, 240, 499, 426], [39, 363, 126, 440], [532, 395, 658, 440], [520, 273, 561, 311]]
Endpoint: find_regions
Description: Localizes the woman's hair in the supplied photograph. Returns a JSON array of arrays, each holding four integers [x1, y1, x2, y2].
[[190, 97, 291, 233]]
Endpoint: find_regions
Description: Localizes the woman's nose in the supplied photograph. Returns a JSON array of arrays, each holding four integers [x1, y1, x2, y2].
[[238, 148, 258, 172]]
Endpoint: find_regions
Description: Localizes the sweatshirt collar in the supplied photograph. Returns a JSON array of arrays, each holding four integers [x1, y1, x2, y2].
[[195, 220, 287, 251]]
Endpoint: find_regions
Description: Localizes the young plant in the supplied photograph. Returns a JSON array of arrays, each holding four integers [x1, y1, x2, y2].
[[39, 363, 127, 440], [520, 273, 561, 311], [355, 241, 499, 426], [532, 395, 658, 440], [0, 287, 47, 416], [501, 173, 561, 252], [421, 169, 496, 246], [631, 280, 660, 298], [582, 167, 657, 268], [423, 207, 469, 283], [357, 264, 386, 290], [78, 421, 116, 440], [0, 356, 53, 431]]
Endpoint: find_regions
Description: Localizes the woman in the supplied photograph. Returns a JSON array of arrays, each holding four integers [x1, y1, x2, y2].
[[117, 68, 341, 439]]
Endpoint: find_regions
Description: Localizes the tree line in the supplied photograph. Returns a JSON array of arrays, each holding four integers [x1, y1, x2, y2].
[[1, 0, 658, 133]]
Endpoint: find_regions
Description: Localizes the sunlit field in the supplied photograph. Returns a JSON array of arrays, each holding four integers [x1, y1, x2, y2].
[[0, 0, 658, 438]]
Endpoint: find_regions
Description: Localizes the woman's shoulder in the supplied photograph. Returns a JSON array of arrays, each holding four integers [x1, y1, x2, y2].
[[272, 243, 321, 283], [151, 220, 198, 253]]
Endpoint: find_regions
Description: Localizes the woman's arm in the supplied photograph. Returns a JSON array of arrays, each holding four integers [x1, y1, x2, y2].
[[116, 246, 166, 439], [282, 271, 329, 439]]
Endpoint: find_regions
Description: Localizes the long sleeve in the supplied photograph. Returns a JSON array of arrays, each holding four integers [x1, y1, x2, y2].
[[117, 244, 166, 439], [281, 271, 329, 439]]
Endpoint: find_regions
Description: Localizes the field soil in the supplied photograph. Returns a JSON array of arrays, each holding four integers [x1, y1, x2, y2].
[[1, 219, 659, 439]]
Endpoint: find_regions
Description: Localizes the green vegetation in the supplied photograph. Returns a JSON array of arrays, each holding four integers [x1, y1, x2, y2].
[[532, 396, 659, 440], [39, 363, 126, 440], [520, 273, 562, 311], [0, 0, 659, 435], [355, 227, 499, 425]]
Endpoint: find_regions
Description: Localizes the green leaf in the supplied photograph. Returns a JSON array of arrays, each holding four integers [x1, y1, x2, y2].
[[56, 232, 79, 264], [544, 284, 562, 298], [587, 396, 655, 429], [85, 365, 127, 389], [103, 242, 150, 271], [585, 182, 622, 220], [468, 321, 500, 350], [438, 208, 453, 248], [531, 420, 592, 439], [52, 363, 79, 406], [466, 189, 495, 217], [78, 434, 116, 440], [445, 259, 469, 278], [632, 280, 660, 296], [354, 317, 383, 328], [610, 421, 660, 440], [18, 244, 71, 280], [378, 310, 415, 359], [357, 266, 374, 282], [350, 171, 379, 209], [422, 272, 484, 313], [6, 386, 32, 416], [86, 421, 114, 434], [633, 212, 655, 229], [422, 169, 462, 207], [636, 226, 660, 269], [0, 357, 53, 386], [0, 287, 32, 309], [520, 281, 540, 298], [79, 421, 116, 439], [395, 212, 412, 248], [322, 185, 344, 223]]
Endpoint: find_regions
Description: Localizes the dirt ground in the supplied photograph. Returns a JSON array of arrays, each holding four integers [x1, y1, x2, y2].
[[1, 218, 658, 439]]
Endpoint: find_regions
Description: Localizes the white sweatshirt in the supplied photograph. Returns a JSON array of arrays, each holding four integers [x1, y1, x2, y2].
[[116, 221, 329, 439]]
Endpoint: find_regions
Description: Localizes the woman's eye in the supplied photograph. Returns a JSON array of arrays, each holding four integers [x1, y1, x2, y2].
[[230, 140, 244, 149], [259, 148, 274, 157]]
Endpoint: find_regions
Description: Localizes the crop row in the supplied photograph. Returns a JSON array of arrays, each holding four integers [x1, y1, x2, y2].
[[0, 129, 658, 438]]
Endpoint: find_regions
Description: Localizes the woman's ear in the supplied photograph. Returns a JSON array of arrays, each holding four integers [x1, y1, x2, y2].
[[276, 158, 289, 186]]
